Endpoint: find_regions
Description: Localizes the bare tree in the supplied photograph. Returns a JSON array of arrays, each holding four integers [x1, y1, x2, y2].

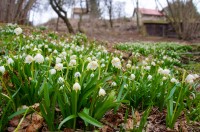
[[157, 0, 200, 40], [104, 0, 114, 28], [0, 0, 37, 24], [49, 0, 75, 33], [77, 0, 86, 33], [114, 2, 125, 18], [87, 0, 101, 18]]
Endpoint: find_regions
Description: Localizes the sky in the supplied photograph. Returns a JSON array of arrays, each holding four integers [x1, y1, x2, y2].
[[29, 0, 199, 25]]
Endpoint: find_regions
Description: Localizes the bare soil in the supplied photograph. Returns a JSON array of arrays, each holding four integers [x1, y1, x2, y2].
[[42, 18, 200, 46]]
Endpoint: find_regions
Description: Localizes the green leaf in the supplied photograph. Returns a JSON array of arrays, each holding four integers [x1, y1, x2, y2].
[[58, 115, 77, 129], [78, 111, 103, 128], [8, 108, 28, 120], [167, 85, 177, 100], [43, 80, 50, 107]]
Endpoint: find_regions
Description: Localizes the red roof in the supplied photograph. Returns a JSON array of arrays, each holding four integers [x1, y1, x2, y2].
[[138, 8, 164, 16]]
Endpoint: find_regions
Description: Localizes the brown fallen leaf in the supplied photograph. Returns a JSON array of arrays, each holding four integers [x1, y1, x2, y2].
[[100, 125, 114, 132], [64, 128, 73, 132], [135, 111, 141, 126], [125, 118, 134, 130], [9, 116, 21, 127], [26, 112, 44, 132]]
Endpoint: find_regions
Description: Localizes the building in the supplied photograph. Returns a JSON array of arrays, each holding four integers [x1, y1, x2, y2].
[[71, 8, 90, 19], [132, 8, 165, 25]]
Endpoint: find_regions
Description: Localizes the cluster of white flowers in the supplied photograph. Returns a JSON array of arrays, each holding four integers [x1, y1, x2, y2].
[[185, 74, 199, 84], [34, 53, 44, 63], [111, 57, 121, 69], [7, 58, 14, 65], [170, 78, 179, 84], [49, 69, 56, 75], [56, 57, 62, 64], [14, 27, 23, 35], [25, 55, 34, 64], [54, 63, 63, 71], [144, 66, 151, 71], [87, 61, 98, 70], [158, 68, 170, 76], [69, 59, 76, 66]]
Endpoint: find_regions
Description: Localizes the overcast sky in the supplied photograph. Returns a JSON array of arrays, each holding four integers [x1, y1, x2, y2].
[[30, 0, 199, 25]]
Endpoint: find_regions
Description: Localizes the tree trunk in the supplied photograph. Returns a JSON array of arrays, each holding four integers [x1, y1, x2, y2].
[[109, 8, 113, 28], [56, 17, 59, 31], [0, 0, 36, 24], [89, 0, 100, 18], [49, 0, 74, 34]]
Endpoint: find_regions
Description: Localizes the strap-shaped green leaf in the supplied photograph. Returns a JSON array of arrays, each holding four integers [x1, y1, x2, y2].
[[58, 115, 77, 129], [8, 108, 28, 120], [78, 111, 103, 128]]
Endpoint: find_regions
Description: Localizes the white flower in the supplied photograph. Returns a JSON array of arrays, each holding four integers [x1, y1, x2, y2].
[[161, 69, 170, 76], [56, 57, 62, 64], [90, 73, 94, 78], [48, 48, 52, 52], [59, 85, 64, 90], [7, 58, 14, 65], [111, 82, 117, 86], [61, 51, 67, 57], [44, 45, 48, 48], [124, 84, 128, 88], [148, 75, 152, 80], [53, 50, 58, 54], [130, 74, 135, 80], [158, 67, 163, 74], [185, 74, 195, 84], [45, 57, 49, 61], [193, 74, 199, 79], [49, 69, 56, 75], [163, 76, 167, 80], [74, 72, 81, 78], [151, 61, 156, 66], [25, 55, 34, 64], [99, 88, 106, 96], [70, 55, 77, 60], [87, 57, 92, 62], [101, 63, 105, 68], [111, 57, 121, 69], [33, 47, 38, 51], [38, 44, 43, 48], [0, 66, 5, 74], [69, 59, 76, 66], [171, 78, 179, 84], [34, 53, 44, 64], [73, 82, 81, 91], [25, 45, 29, 49], [87, 61, 98, 70], [54, 63, 63, 71], [144, 66, 151, 70], [126, 64, 131, 69], [142, 61, 147, 65], [101, 59, 105, 63], [14, 27, 22, 35], [58, 77, 64, 84]]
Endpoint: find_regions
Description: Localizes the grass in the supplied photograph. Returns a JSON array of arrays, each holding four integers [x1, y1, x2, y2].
[[0, 23, 199, 131]]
